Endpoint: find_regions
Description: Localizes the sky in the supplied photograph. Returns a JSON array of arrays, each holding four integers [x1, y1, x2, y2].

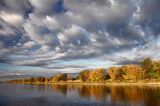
[[0, 0, 160, 76]]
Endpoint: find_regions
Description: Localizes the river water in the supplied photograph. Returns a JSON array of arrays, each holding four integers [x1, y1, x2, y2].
[[0, 83, 160, 106]]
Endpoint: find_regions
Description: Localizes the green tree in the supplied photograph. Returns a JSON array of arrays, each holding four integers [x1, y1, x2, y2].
[[150, 61, 160, 79], [140, 57, 153, 78]]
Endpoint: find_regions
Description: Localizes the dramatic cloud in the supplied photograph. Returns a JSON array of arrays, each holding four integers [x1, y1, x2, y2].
[[0, 0, 160, 76], [58, 25, 90, 46]]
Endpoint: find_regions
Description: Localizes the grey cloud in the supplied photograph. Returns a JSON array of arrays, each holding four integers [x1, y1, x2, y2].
[[0, 58, 10, 64], [28, 0, 56, 14], [12, 59, 47, 67], [64, 0, 135, 25], [0, 0, 160, 74], [23, 14, 60, 49], [0, 19, 16, 36], [114, 59, 140, 66], [57, 25, 90, 46], [47, 65, 87, 70], [0, 0, 32, 15], [0, 0, 32, 29], [23, 41, 36, 48], [54, 50, 97, 60], [133, 0, 160, 23]]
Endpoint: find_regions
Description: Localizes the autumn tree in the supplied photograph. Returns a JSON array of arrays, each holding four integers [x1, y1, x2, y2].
[[29, 77, 35, 82], [140, 57, 153, 78], [36, 77, 45, 82], [149, 61, 160, 79], [59, 73, 67, 81], [108, 67, 123, 81], [78, 70, 90, 81], [50, 73, 67, 83], [122, 65, 145, 80], [88, 68, 106, 81]]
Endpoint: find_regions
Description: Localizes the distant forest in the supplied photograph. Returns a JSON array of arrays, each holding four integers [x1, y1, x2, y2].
[[6, 58, 160, 83]]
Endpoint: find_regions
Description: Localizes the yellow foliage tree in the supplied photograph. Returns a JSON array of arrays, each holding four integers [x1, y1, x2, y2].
[[78, 70, 90, 81], [88, 68, 106, 81], [108, 67, 123, 81], [122, 65, 145, 80]]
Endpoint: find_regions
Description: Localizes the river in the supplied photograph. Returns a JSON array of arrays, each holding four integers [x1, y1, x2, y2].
[[0, 83, 160, 106]]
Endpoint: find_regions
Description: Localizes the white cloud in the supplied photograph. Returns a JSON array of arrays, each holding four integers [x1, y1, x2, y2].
[[23, 13, 60, 48], [58, 25, 90, 45], [64, 11, 87, 26], [0, 11, 24, 26], [23, 41, 36, 48], [43, 16, 60, 31], [0, 27, 15, 36], [136, 35, 160, 59], [40, 45, 50, 52]]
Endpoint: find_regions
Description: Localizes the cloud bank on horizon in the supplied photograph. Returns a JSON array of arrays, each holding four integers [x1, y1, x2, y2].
[[0, 0, 160, 76]]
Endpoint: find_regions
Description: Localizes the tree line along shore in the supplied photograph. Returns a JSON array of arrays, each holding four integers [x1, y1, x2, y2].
[[5, 58, 160, 84]]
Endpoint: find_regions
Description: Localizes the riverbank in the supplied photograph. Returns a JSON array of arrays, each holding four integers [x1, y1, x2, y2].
[[4, 80, 160, 86]]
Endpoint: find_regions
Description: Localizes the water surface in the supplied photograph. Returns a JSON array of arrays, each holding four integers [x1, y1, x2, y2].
[[0, 83, 160, 106]]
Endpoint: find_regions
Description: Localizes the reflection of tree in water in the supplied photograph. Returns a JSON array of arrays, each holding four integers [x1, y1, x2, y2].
[[144, 87, 160, 106], [78, 85, 110, 101], [111, 86, 142, 103], [51, 84, 80, 96], [110, 86, 160, 106], [26, 84, 49, 92], [50, 84, 160, 106], [51, 84, 67, 96], [51, 84, 111, 101]]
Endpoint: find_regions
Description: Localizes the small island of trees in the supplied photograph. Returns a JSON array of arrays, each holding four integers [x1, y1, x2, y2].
[[6, 58, 160, 84]]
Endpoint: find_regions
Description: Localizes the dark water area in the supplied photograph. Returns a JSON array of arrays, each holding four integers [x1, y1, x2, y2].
[[0, 83, 160, 106]]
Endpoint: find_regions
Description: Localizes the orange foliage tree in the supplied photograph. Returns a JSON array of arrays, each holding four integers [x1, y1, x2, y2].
[[122, 65, 145, 80], [78, 70, 90, 81], [88, 68, 106, 81], [108, 67, 123, 81]]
